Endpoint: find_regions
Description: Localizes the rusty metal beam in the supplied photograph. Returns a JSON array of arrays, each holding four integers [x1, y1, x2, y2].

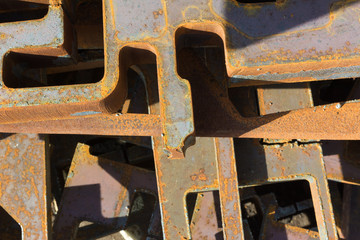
[[0, 0, 360, 158], [3, 49, 360, 141], [1, 100, 360, 141], [106, 0, 360, 156], [0, 134, 50, 240], [1, 0, 359, 239], [215, 138, 244, 240], [0, 0, 122, 128], [1, 0, 360, 158], [0, 114, 162, 137]]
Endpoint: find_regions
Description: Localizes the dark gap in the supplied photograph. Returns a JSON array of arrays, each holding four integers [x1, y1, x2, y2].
[[3, 50, 104, 88], [176, 28, 262, 119], [236, 0, 276, 3], [311, 78, 358, 105], [345, 140, 360, 162], [123, 143, 154, 170], [124, 68, 149, 114], [118, 47, 157, 113], [235, 180, 318, 239], [185, 185, 316, 240], [47, 67, 103, 86], [87, 137, 127, 163], [186, 193, 198, 224], [125, 192, 157, 239], [229, 86, 260, 117], [75, 0, 103, 49], [0, 2, 48, 23], [0, 206, 22, 240], [254, 181, 312, 207], [176, 28, 258, 130], [250, 181, 317, 236], [176, 28, 227, 87], [241, 197, 263, 239], [87, 137, 154, 170]]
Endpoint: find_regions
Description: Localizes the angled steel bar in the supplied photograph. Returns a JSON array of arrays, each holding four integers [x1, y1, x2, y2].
[[0, 113, 162, 137], [234, 82, 337, 239], [1, 99, 360, 141], [2, 49, 360, 142], [140, 56, 243, 239], [152, 136, 220, 239], [53, 144, 160, 240], [0, 134, 49, 240], [153, 137, 244, 239], [105, 0, 195, 158], [215, 138, 244, 240]]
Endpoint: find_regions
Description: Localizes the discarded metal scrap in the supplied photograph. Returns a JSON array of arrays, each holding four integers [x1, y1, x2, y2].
[[1, 0, 360, 240]]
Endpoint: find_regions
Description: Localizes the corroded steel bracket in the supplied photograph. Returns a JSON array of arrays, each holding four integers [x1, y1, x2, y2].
[[107, 0, 360, 156], [2, 0, 360, 156], [0, 0, 124, 125]]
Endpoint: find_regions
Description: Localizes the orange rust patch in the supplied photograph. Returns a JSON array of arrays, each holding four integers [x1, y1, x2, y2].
[[190, 168, 208, 181], [153, 9, 164, 19]]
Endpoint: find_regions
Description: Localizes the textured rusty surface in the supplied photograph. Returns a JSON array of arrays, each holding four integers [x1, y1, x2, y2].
[[0, 0, 121, 126], [0, 133, 49, 240], [215, 138, 243, 240], [153, 136, 219, 239], [1, 0, 360, 153], [1, 0, 360, 239], [107, 0, 360, 155], [0, 113, 162, 136], [2, 99, 360, 141], [250, 81, 336, 239], [235, 140, 337, 239]]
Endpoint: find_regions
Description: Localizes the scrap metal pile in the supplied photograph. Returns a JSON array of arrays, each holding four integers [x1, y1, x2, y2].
[[0, 0, 360, 239]]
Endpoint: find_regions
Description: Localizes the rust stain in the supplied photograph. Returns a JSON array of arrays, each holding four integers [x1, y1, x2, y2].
[[153, 9, 164, 19], [190, 168, 208, 182]]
